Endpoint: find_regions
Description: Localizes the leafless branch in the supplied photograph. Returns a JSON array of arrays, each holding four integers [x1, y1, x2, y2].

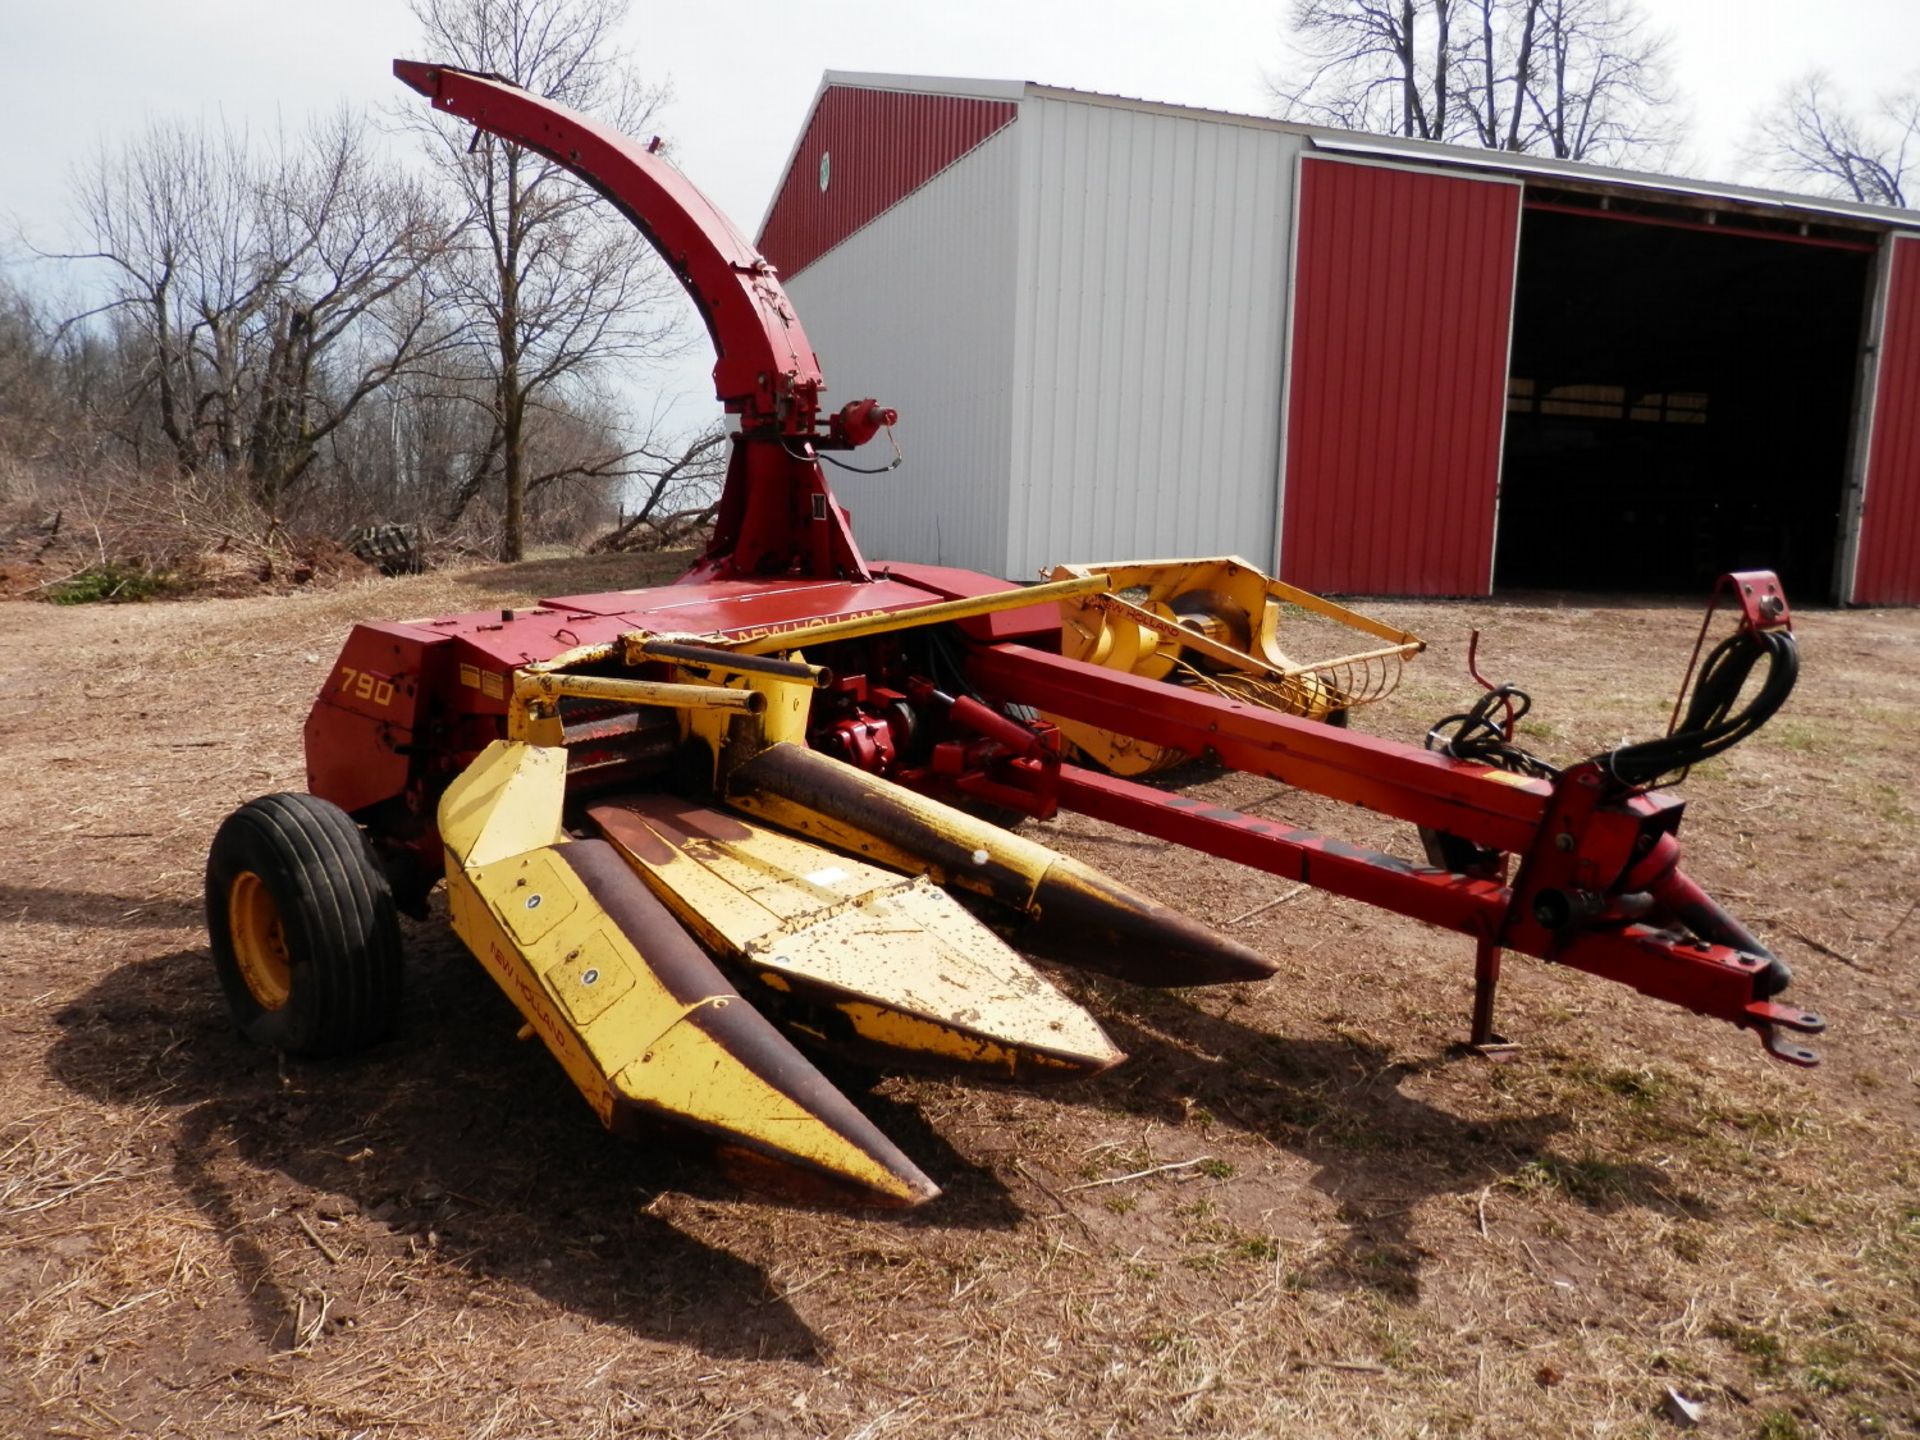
[[401, 0, 686, 561], [1747, 70, 1917, 207], [1268, 0, 1682, 166]]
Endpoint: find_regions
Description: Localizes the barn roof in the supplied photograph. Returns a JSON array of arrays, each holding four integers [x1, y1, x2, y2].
[[757, 70, 1920, 257]]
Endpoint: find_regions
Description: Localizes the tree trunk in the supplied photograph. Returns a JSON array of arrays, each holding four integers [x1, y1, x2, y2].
[[1550, 8, 1571, 157], [501, 382, 524, 562], [1506, 1, 1540, 151], [151, 275, 199, 479], [1401, 1, 1418, 137], [498, 272, 525, 560]]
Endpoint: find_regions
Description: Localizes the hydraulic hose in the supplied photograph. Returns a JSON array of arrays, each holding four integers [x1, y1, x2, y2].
[[1594, 628, 1798, 791]]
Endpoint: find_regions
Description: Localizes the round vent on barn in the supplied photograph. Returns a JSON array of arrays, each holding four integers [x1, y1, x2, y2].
[[818, 150, 831, 192]]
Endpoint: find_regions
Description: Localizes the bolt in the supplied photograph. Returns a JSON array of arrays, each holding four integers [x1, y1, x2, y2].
[[1554, 833, 1575, 852]]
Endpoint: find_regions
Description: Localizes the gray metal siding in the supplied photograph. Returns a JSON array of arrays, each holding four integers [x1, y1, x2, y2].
[[1007, 98, 1302, 578], [782, 125, 1020, 574]]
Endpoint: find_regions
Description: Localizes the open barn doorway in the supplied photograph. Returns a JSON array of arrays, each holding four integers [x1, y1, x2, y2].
[[1494, 202, 1873, 600]]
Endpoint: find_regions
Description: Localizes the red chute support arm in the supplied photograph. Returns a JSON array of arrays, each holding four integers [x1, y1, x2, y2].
[[393, 60, 891, 581]]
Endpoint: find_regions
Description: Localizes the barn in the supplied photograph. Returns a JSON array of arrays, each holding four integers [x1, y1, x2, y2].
[[754, 73, 1920, 605]]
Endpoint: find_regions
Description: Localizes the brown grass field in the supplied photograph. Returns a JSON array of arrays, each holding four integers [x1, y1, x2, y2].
[[1, 556, 1914, 1439]]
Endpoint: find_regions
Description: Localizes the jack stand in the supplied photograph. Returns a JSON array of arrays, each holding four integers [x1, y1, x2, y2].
[[1467, 935, 1520, 1059]]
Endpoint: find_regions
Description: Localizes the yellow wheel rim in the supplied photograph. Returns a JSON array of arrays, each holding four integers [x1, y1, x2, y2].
[[228, 870, 292, 1011]]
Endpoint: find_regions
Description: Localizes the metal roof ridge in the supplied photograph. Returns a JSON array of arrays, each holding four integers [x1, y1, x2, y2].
[[1021, 82, 1919, 227], [1307, 132, 1920, 230], [819, 71, 1031, 102], [758, 71, 1920, 244], [1020, 80, 1321, 136]]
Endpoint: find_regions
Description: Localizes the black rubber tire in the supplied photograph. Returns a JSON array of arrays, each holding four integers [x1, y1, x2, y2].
[[205, 793, 403, 1057]]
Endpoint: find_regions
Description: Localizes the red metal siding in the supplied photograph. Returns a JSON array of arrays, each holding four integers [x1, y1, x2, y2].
[[758, 86, 1016, 279], [1854, 237, 1920, 604], [1280, 159, 1520, 595]]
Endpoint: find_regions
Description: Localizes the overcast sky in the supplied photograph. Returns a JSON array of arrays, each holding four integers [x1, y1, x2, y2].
[[5, 0, 1917, 427]]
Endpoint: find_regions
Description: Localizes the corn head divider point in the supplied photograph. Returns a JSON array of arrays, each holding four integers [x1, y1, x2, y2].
[[200, 60, 1825, 1213]]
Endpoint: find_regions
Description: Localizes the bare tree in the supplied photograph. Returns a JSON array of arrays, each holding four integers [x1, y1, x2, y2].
[[1270, 1, 1459, 140], [0, 276, 68, 485], [1457, 0, 1537, 151], [246, 114, 454, 508], [58, 113, 448, 510], [405, 0, 686, 561], [1749, 72, 1919, 207], [1518, 0, 1679, 163], [590, 424, 727, 552], [1270, 0, 1682, 165]]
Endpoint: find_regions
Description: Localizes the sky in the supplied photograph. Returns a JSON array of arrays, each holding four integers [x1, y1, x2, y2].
[[4, 0, 1917, 427]]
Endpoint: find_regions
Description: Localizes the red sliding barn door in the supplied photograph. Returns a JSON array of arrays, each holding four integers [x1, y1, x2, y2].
[[1280, 159, 1521, 595], [1854, 235, 1920, 605]]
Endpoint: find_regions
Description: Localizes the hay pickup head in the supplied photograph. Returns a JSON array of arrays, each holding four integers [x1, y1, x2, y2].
[[201, 62, 1822, 1210]]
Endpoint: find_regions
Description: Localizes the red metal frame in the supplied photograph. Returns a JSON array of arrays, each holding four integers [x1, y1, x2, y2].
[[960, 637, 1820, 1061], [1048, 762, 1817, 1059], [967, 642, 1564, 854]]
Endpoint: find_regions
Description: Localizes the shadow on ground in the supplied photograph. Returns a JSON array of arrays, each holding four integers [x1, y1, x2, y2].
[[46, 898, 1713, 1335], [1043, 979, 1715, 1301], [46, 926, 1019, 1363], [0, 884, 202, 930]]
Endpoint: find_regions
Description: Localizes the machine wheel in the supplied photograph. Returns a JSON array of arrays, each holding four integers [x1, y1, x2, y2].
[[205, 793, 403, 1057]]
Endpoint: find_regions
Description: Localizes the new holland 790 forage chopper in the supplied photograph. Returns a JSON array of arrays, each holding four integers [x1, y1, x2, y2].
[[203, 60, 1824, 1209]]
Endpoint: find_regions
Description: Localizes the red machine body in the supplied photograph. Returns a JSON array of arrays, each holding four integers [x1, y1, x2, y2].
[[312, 63, 1824, 1068]]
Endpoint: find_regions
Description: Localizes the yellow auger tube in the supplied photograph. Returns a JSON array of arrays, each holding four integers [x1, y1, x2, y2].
[[725, 744, 1276, 988], [437, 740, 938, 1209]]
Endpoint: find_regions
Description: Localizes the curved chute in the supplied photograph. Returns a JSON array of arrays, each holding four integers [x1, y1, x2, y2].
[[395, 59, 872, 580]]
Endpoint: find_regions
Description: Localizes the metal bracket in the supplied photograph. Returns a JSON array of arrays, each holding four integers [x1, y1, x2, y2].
[[1665, 570, 1792, 740], [1719, 570, 1793, 633]]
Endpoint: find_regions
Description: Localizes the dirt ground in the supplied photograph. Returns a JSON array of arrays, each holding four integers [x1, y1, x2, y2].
[[1, 557, 1914, 1440]]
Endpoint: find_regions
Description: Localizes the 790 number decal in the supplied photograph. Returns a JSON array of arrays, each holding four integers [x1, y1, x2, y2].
[[338, 666, 397, 708]]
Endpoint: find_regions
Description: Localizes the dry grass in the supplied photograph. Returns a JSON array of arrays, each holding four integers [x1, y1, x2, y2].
[[0, 568, 1914, 1439]]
